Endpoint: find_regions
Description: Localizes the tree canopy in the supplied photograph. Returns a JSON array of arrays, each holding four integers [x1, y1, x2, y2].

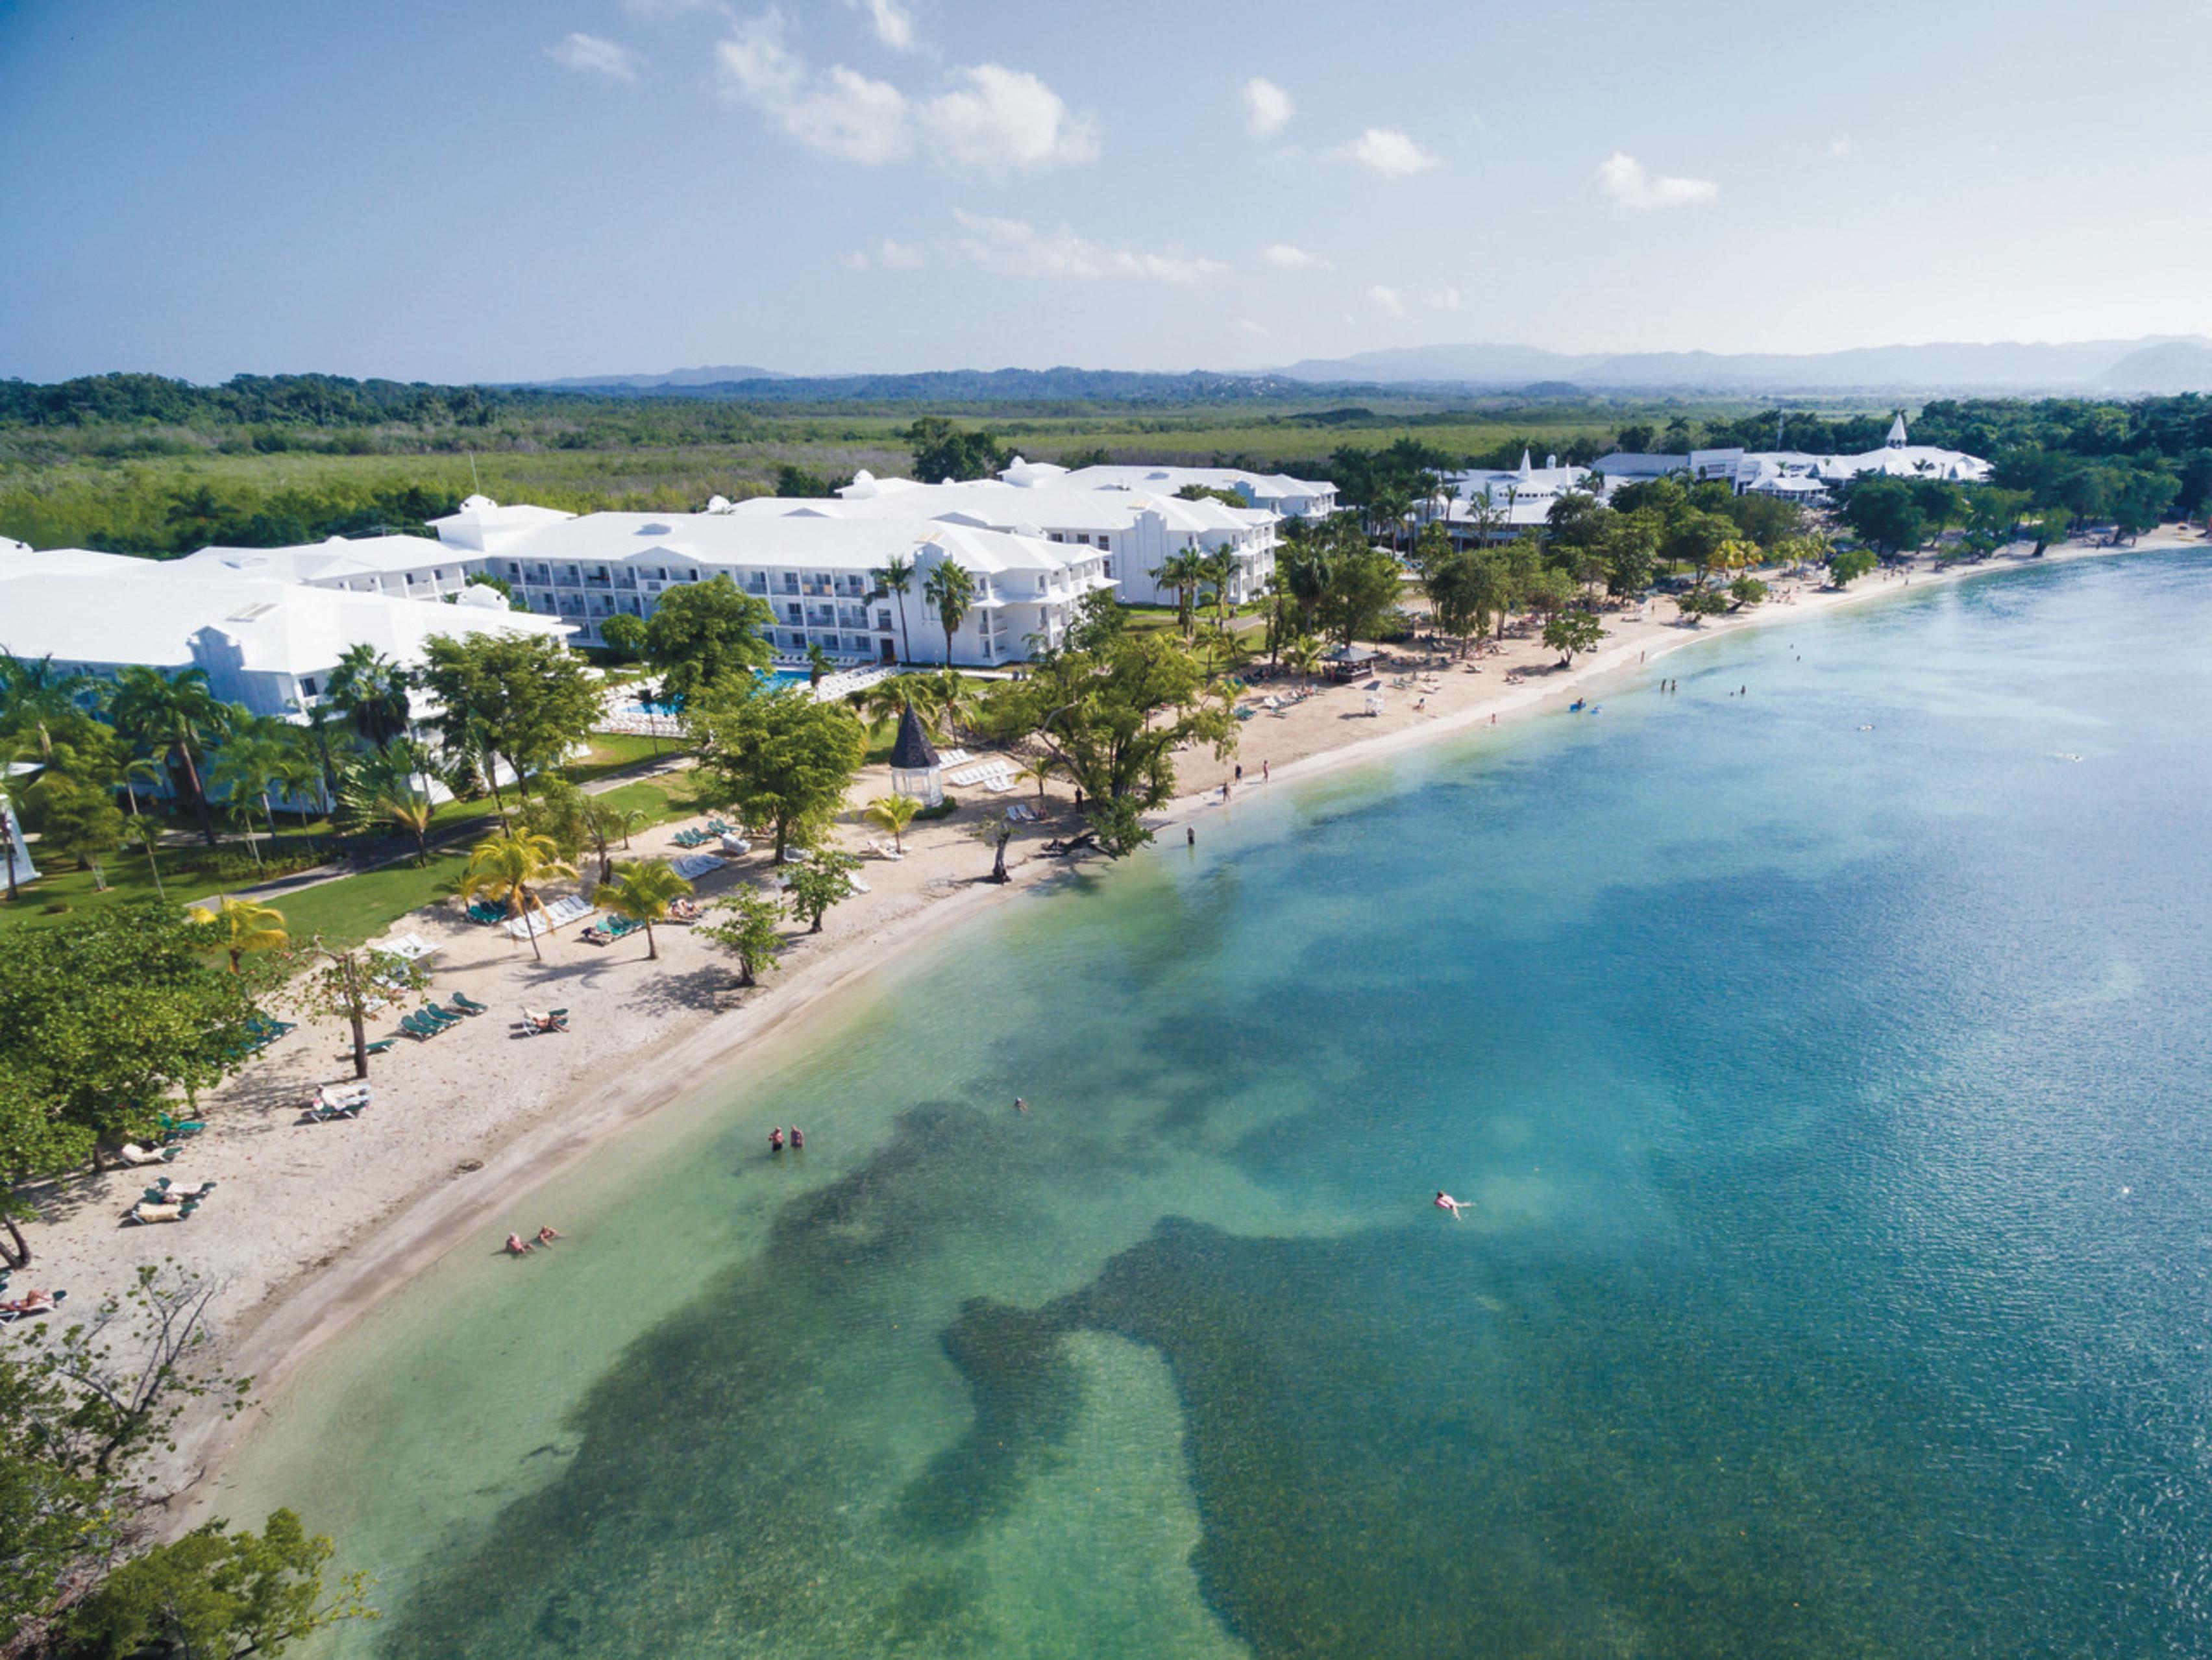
[[686, 687, 866, 859], [643, 576, 776, 704]]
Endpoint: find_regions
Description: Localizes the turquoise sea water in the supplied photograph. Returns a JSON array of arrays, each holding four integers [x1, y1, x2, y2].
[[218, 552, 2212, 1658]]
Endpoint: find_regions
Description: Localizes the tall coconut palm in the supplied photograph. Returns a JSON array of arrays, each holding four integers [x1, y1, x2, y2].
[[922, 558, 976, 666], [850, 677, 914, 740], [286, 694, 350, 809], [208, 716, 294, 865], [188, 896, 289, 975], [338, 745, 439, 864], [1199, 547, 1238, 628], [108, 665, 230, 846], [325, 644, 413, 750], [461, 827, 576, 962], [600, 858, 692, 961], [1151, 549, 1209, 635], [870, 552, 917, 664]]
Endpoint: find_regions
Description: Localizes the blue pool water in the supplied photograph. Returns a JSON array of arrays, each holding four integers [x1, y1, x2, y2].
[[221, 550, 2212, 1657]]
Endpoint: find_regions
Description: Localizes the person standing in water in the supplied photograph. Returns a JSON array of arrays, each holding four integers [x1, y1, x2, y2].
[[769, 1127, 784, 1153], [789, 1127, 804, 1150]]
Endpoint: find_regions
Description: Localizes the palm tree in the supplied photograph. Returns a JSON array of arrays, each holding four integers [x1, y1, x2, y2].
[[461, 827, 576, 962], [1020, 756, 1064, 809], [286, 695, 350, 809], [1151, 550, 1209, 635], [922, 558, 976, 666], [870, 552, 917, 664], [275, 730, 327, 838], [188, 896, 289, 975], [863, 794, 920, 854], [849, 677, 914, 740], [600, 858, 692, 961], [123, 813, 166, 901], [325, 644, 413, 750], [208, 716, 294, 865], [805, 642, 833, 689], [108, 665, 230, 846], [0, 653, 94, 753], [902, 668, 978, 744], [1284, 635, 1325, 687], [1199, 547, 1238, 628]]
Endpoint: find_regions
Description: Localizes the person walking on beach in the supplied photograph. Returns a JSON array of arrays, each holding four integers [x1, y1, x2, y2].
[[1261, 759, 1270, 783], [1435, 1192, 1468, 1219]]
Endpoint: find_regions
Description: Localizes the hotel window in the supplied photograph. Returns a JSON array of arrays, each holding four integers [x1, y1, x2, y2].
[[300, 677, 318, 696], [1097, 535, 1110, 551]]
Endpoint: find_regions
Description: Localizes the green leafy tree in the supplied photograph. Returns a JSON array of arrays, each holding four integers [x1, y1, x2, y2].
[[786, 848, 859, 934], [1827, 547, 1879, 587], [296, 944, 423, 1079], [980, 633, 1234, 856], [922, 558, 977, 665], [643, 576, 776, 703], [208, 716, 296, 865], [1838, 478, 1928, 555], [417, 632, 599, 809], [0, 909, 258, 1261], [599, 858, 693, 960], [66, 1507, 377, 1659], [699, 888, 785, 987], [1541, 611, 1606, 664], [1315, 546, 1405, 646], [1675, 587, 1730, 624], [32, 774, 125, 889], [686, 687, 865, 861], [334, 743, 437, 863], [905, 416, 1011, 482], [1728, 575, 1771, 609], [597, 612, 648, 663]]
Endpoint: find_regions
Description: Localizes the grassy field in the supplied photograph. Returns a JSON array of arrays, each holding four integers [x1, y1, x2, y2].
[[0, 391, 1884, 551]]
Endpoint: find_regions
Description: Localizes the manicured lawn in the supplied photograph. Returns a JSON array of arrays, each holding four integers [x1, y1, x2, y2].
[[571, 731, 687, 784], [277, 852, 472, 949]]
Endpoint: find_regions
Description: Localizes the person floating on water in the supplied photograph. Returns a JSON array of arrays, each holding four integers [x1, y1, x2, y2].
[[1014, 1097, 1029, 1114], [536, 1225, 563, 1245], [769, 1127, 785, 1153], [1435, 1192, 1468, 1219]]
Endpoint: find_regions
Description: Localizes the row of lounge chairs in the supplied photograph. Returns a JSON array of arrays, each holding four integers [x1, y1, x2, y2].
[[669, 852, 725, 881], [944, 759, 1020, 792], [581, 915, 645, 946], [1003, 803, 1042, 824], [505, 894, 594, 941]]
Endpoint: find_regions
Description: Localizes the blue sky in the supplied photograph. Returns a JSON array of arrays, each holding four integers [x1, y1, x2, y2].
[[3, 0, 2209, 383]]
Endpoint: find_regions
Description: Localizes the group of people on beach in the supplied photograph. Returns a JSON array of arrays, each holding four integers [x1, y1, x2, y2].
[[505, 1225, 563, 1256], [768, 1126, 805, 1153]]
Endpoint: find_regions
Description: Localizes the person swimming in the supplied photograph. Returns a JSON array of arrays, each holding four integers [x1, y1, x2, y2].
[[1434, 1191, 1467, 1219], [536, 1225, 563, 1244]]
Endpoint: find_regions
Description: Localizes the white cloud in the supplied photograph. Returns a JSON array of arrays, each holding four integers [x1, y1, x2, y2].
[[953, 210, 1226, 284], [1242, 77, 1294, 138], [1338, 128, 1440, 177], [1829, 137, 1853, 157], [1260, 242, 1329, 271], [842, 236, 929, 271], [621, 0, 715, 16], [548, 32, 645, 84], [846, 0, 918, 51], [717, 14, 1097, 178], [1430, 286, 1460, 311], [1597, 152, 1717, 210], [919, 64, 1099, 177], [1237, 318, 1272, 338], [1368, 284, 1405, 315]]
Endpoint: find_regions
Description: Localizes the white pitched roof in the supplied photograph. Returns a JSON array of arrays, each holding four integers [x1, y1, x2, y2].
[[482, 509, 1096, 581]]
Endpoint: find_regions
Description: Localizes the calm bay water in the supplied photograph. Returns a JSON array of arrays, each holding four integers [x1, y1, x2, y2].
[[219, 551, 2212, 1658]]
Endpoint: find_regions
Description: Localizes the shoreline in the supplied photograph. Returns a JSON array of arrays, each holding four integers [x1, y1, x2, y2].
[[153, 529, 2194, 1506]]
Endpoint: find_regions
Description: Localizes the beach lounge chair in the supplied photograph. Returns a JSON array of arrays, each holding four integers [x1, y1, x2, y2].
[[340, 1037, 399, 1059], [669, 853, 725, 881], [115, 1142, 178, 1167], [158, 1113, 204, 1140], [399, 1012, 443, 1041], [519, 1008, 569, 1035], [0, 1290, 66, 1325], [719, 833, 752, 854], [864, 838, 904, 861], [707, 818, 735, 835], [579, 925, 611, 946], [450, 991, 491, 1014], [124, 1198, 198, 1226], [303, 1084, 371, 1122], [417, 1003, 462, 1029], [143, 1178, 217, 1204]]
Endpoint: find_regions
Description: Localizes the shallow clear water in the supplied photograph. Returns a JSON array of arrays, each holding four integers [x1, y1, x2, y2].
[[219, 552, 2212, 1658]]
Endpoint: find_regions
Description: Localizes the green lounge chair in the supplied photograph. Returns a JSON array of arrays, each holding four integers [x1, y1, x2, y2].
[[343, 1036, 399, 1058], [158, 1114, 205, 1140], [418, 1004, 461, 1029], [449, 992, 489, 1016], [399, 1012, 440, 1040]]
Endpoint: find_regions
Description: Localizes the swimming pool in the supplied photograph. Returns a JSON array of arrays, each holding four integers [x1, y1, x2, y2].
[[616, 670, 805, 716]]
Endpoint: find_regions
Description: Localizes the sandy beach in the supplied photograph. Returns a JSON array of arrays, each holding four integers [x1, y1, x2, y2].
[[24, 529, 2188, 1500]]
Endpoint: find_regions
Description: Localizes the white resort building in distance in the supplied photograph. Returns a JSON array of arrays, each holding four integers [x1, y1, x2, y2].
[[1595, 415, 1991, 506]]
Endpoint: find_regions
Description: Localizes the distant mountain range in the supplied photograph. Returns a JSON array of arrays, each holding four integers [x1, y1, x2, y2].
[[534, 364, 787, 389], [1271, 336, 2212, 394], [519, 367, 1307, 403]]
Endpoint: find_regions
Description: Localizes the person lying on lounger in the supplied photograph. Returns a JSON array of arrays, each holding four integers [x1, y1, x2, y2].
[[0, 1291, 56, 1315]]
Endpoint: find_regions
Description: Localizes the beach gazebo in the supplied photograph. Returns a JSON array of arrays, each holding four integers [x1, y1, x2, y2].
[[889, 703, 942, 807]]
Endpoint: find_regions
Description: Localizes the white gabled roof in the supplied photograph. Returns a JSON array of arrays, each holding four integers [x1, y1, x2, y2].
[[171, 533, 466, 584], [1051, 463, 1333, 503]]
